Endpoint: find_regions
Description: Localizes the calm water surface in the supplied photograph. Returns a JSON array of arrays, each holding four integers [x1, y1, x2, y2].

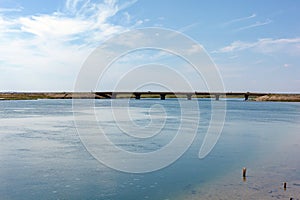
[[0, 99, 299, 200]]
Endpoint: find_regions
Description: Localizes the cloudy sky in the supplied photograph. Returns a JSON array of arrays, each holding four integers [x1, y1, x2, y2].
[[0, 0, 299, 92]]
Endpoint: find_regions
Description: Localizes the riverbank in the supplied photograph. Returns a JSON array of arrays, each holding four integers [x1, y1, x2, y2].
[[254, 94, 300, 102], [0, 92, 104, 100], [1, 92, 300, 101]]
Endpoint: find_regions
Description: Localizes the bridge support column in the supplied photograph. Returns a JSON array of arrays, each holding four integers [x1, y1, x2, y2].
[[134, 93, 141, 100], [215, 94, 220, 101], [111, 93, 117, 99], [244, 93, 249, 101], [160, 94, 166, 100], [187, 94, 192, 100]]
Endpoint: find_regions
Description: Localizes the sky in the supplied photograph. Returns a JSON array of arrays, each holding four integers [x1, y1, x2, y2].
[[0, 0, 299, 92]]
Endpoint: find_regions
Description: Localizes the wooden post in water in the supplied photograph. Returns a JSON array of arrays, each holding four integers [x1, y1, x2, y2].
[[283, 182, 287, 190], [243, 176, 246, 182], [242, 167, 247, 178]]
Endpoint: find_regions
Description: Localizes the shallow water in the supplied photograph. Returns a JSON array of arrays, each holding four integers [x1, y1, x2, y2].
[[0, 99, 299, 199]]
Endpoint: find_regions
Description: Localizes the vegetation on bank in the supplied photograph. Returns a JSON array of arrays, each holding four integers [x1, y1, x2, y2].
[[254, 94, 300, 102], [0, 92, 94, 100]]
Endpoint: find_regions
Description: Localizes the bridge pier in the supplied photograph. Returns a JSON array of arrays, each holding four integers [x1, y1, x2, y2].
[[244, 93, 250, 101], [134, 93, 141, 100], [186, 94, 192, 100], [215, 94, 220, 101], [160, 94, 166, 100], [111, 93, 117, 99]]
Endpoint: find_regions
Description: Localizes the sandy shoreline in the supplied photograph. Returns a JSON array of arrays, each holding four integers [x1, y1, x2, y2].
[[0, 92, 100, 100], [175, 171, 300, 200], [254, 94, 300, 102]]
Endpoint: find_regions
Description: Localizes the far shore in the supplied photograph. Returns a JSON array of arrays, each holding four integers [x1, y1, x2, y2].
[[0, 92, 300, 102], [254, 94, 300, 102]]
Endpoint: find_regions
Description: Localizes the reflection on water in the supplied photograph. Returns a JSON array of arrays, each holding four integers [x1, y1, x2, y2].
[[0, 99, 300, 199]]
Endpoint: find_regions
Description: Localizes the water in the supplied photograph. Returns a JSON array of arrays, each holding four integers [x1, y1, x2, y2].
[[0, 99, 300, 199]]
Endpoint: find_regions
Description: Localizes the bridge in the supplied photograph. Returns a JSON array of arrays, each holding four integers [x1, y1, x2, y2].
[[1, 92, 298, 101], [95, 92, 269, 101]]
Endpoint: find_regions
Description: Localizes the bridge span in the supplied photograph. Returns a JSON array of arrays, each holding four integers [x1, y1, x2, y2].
[[95, 92, 269, 101]]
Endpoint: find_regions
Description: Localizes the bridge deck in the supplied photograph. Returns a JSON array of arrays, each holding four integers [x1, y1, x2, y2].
[[94, 91, 270, 100]]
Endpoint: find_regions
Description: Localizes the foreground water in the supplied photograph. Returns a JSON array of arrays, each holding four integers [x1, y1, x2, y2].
[[0, 99, 299, 200]]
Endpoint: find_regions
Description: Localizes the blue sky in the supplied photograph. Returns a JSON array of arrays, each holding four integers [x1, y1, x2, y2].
[[0, 0, 299, 92]]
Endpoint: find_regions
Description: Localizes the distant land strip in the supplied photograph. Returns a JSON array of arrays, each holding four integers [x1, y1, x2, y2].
[[1, 92, 300, 102]]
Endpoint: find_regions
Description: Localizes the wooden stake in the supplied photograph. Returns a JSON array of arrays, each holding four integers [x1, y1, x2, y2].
[[242, 167, 247, 178]]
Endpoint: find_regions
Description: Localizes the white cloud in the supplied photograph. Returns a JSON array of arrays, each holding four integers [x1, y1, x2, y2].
[[234, 19, 272, 31], [178, 22, 198, 33], [0, 0, 138, 91], [222, 13, 271, 32], [216, 37, 300, 55], [0, 7, 23, 13], [223, 13, 256, 26], [185, 44, 204, 55], [217, 41, 255, 52], [19, 15, 91, 38]]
